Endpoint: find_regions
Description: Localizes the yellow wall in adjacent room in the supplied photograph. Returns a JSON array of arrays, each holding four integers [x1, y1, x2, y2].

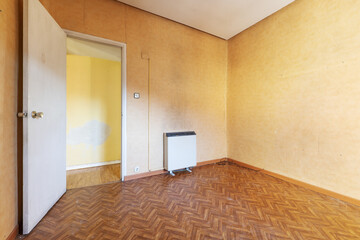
[[227, 0, 360, 200], [0, 0, 18, 238], [66, 55, 121, 167]]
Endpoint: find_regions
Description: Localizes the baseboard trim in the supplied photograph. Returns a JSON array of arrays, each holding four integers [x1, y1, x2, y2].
[[196, 158, 227, 167], [66, 160, 121, 171], [6, 225, 18, 240], [228, 158, 360, 207], [227, 158, 262, 171], [124, 169, 167, 181], [124, 158, 227, 181]]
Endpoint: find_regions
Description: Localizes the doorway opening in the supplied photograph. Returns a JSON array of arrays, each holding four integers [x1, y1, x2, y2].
[[64, 31, 127, 189]]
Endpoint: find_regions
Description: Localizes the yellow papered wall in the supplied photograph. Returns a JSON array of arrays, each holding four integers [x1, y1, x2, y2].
[[66, 55, 121, 167], [227, 0, 360, 200]]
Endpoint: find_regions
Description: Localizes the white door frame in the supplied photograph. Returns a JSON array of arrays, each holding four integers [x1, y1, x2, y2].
[[64, 30, 127, 181]]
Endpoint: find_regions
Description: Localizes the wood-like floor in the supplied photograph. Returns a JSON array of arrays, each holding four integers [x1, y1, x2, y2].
[[66, 163, 121, 189], [20, 162, 360, 239]]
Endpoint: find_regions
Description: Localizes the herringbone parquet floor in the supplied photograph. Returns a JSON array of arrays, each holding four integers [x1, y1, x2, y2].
[[20, 162, 360, 240]]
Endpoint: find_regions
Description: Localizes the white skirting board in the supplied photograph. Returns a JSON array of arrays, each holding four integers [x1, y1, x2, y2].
[[66, 160, 121, 170]]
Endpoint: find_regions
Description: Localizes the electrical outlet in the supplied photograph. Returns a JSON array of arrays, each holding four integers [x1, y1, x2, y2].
[[134, 166, 140, 172]]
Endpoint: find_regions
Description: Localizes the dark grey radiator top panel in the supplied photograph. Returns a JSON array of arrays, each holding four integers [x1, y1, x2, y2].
[[165, 131, 196, 137]]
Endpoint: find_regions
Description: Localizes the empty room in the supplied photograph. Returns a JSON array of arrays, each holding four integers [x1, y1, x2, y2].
[[1, 0, 360, 239]]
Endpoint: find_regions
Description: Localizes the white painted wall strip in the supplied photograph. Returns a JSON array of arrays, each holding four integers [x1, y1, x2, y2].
[[66, 160, 121, 171]]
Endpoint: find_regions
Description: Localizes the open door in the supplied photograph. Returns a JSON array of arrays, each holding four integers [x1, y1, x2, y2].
[[22, 0, 66, 234]]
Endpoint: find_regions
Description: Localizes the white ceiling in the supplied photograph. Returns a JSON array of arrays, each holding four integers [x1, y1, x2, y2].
[[116, 0, 294, 40]]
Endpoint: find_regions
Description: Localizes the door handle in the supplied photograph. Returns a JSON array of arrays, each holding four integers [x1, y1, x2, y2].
[[31, 111, 44, 119], [17, 112, 28, 118]]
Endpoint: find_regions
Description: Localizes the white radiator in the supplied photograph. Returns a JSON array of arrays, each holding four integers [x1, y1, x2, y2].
[[164, 131, 196, 176]]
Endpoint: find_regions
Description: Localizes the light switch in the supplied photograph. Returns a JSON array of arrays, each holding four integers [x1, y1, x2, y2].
[[134, 93, 140, 99]]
